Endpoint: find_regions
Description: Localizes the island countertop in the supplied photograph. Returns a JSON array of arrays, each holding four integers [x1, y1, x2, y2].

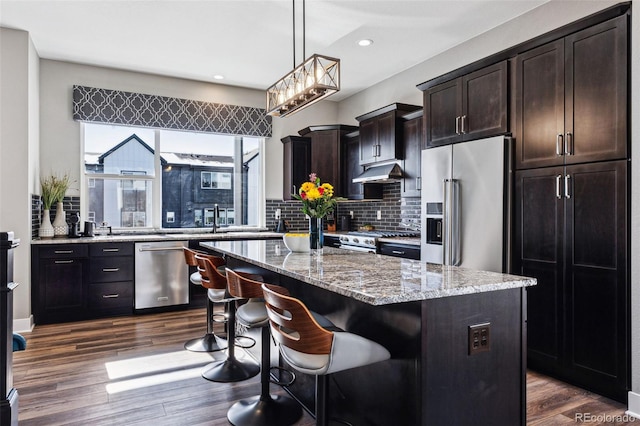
[[200, 239, 536, 305]]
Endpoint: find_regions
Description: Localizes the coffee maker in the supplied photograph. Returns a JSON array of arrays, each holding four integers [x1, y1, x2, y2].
[[68, 211, 81, 238]]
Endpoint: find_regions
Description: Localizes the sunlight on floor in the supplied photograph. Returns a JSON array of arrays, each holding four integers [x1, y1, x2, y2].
[[104, 350, 221, 394]]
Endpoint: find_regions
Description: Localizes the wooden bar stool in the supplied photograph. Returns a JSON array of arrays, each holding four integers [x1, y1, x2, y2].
[[262, 283, 391, 426], [183, 248, 227, 352], [196, 254, 260, 383], [225, 269, 302, 426]]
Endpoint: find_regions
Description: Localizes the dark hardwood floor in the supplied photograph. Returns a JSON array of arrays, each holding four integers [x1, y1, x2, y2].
[[12, 309, 635, 425]]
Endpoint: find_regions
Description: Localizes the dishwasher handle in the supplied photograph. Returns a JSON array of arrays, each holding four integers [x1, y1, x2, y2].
[[138, 246, 185, 252]]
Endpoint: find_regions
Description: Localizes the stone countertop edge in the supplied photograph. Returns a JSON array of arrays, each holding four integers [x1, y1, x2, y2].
[[200, 240, 537, 306], [31, 231, 284, 244]]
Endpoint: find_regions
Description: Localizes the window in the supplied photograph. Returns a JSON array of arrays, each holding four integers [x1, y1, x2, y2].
[[83, 123, 263, 230]]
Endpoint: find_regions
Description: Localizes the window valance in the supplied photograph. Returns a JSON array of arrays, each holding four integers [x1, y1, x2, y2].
[[72, 85, 272, 137]]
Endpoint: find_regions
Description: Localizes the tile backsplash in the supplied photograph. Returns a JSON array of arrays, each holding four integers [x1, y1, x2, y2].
[[31, 195, 81, 239], [266, 182, 420, 233]]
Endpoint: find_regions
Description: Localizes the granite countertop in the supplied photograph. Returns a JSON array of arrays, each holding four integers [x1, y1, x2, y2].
[[32, 230, 283, 245], [201, 239, 536, 306]]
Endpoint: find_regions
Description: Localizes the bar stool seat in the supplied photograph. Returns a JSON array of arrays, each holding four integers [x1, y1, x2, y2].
[[225, 269, 302, 426], [262, 283, 391, 426], [183, 248, 227, 353]]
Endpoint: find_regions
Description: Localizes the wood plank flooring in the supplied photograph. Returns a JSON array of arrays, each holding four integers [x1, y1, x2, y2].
[[12, 309, 636, 425]]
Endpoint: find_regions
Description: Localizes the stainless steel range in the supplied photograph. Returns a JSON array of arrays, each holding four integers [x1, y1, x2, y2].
[[331, 231, 420, 253]]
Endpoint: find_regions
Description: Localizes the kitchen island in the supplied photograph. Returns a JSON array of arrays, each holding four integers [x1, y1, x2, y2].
[[201, 240, 536, 425]]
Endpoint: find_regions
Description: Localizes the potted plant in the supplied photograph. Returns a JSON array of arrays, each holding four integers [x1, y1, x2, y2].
[[39, 173, 71, 238]]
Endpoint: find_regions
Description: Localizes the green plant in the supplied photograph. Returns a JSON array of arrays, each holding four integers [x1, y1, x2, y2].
[[40, 173, 71, 210]]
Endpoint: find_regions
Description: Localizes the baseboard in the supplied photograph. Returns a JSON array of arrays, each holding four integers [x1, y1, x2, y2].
[[627, 391, 640, 419], [13, 315, 33, 333]]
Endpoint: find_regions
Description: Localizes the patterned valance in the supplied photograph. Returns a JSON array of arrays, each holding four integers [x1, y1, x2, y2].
[[72, 85, 272, 137]]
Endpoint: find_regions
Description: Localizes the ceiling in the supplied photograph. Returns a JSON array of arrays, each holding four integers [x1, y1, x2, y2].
[[0, 0, 548, 101]]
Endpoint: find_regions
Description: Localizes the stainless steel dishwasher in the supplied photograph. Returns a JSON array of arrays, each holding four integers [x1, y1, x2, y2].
[[134, 241, 188, 309]]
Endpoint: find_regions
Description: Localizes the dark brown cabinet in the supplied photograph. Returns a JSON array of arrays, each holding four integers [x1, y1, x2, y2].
[[299, 125, 358, 198], [515, 15, 627, 169], [281, 135, 311, 200], [514, 160, 628, 401], [401, 110, 423, 197], [343, 131, 383, 200], [356, 103, 420, 165], [88, 243, 134, 316], [423, 61, 507, 147], [32, 244, 88, 324]]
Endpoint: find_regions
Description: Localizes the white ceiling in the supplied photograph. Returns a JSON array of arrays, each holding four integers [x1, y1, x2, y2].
[[0, 0, 548, 101]]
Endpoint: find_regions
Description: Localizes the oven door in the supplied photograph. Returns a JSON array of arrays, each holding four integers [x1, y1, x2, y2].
[[337, 244, 376, 254]]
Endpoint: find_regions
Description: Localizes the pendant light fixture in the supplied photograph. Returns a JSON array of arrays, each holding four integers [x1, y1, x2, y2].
[[266, 0, 340, 117]]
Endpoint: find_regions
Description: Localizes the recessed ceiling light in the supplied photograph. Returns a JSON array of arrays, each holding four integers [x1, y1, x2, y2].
[[213, 75, 224, 80], [358, 39, 373, 47]]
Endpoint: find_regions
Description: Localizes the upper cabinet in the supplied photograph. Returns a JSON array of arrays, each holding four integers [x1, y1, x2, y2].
[[515, 15, 627, 169], [281, 135, 311, 200], [298, 125, 358, 198], [356, 103, 421, 165], [401, 110, 423, 198], [423, 61, 508, 147]]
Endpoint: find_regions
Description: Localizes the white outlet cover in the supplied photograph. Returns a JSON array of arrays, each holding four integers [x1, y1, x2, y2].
[[377, 210, 381, 220]]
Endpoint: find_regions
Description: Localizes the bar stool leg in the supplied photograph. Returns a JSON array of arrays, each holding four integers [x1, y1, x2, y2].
[[227, 326, 302, 426], [202, 300, 259, 382], [184, 298, 227, 352]]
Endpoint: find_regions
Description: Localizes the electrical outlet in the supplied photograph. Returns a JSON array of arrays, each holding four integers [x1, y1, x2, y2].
[[349, 211, 354, 219], [468, 322, 491, 355], [376, 210, 382, 220], [275, 209, 281, 219]]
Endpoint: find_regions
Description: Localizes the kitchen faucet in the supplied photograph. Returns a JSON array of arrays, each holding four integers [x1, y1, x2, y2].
[[211, 204, 220, 233]]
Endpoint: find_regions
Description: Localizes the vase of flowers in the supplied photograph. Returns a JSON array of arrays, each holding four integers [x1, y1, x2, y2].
[[293, 173, 344, 253]]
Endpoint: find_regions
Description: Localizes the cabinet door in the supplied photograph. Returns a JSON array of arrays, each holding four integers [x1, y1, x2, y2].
[[345, 134, 364, 199], [514, 167, 564, 373], [311, 130, 343, 196], [564, 160, 627, 400], [424, 79, 461, 147], [402, 116, 422, 197], [515, 40, 565, 169], [462, 61, 507, 140], [358, 119, 377, 165], [375, 111, 399, 163], [282, 136, 311, 200], [564, 16, 627, 165], [39, 258, 86, 323]]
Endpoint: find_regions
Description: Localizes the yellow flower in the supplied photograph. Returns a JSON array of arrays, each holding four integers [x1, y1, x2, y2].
[[320, 183, 334, 197], [300, 181, 316, 193], [305, 187, 322, 200]]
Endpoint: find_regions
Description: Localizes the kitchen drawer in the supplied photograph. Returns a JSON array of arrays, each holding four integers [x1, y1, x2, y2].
[[38, 244, 88, 259], [90, 256, 134, 282], [379, 243, 421, 260], [90, 242, 134, 257], [88, 281, 133, 310]]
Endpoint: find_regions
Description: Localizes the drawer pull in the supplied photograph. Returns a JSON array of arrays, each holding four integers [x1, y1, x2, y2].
[[54, 260, 74, 264], [54, 250, 74, 254], [392, 250, 406, 255], [102, 248, 120, 252], [102, 268, 120, 272], [102, 294, 120, 299]]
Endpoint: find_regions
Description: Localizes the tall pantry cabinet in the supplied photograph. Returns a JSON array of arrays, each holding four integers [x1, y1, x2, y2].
[[513, 14, 629, 402]]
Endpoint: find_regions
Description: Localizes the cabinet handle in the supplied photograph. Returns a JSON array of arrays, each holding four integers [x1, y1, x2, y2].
[[455, 116, 461, 135], [371, 144, 377, 158], [102, 248, 120, 252], [556, 134, 564, 156], [556, 175, 562, 199], [102, 294, 120, 299], [416, 177, 421, 190], [565, 132, 573, 156], [391, 250, 406, 255], [564, 174, 571, 199], [292, 185, 297, 195], [461, 115, 467, 134], [102, 268, 120, 272], [376, 144, 381, 157], [54, 250, 74, 254], [54, 260, 74, 264]]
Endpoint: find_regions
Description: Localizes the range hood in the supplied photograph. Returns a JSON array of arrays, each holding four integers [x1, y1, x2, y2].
[[352, 163, 403, 184]]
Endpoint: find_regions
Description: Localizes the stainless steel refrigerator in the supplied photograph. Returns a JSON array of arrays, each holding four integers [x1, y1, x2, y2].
[[420, 135, 512, 273]]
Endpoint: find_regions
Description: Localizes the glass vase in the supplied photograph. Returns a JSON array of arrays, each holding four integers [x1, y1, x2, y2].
[[309, 217, 323, 253]]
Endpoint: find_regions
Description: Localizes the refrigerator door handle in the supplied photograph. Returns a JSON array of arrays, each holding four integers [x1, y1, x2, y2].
[[443, 179, 461, 266]]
